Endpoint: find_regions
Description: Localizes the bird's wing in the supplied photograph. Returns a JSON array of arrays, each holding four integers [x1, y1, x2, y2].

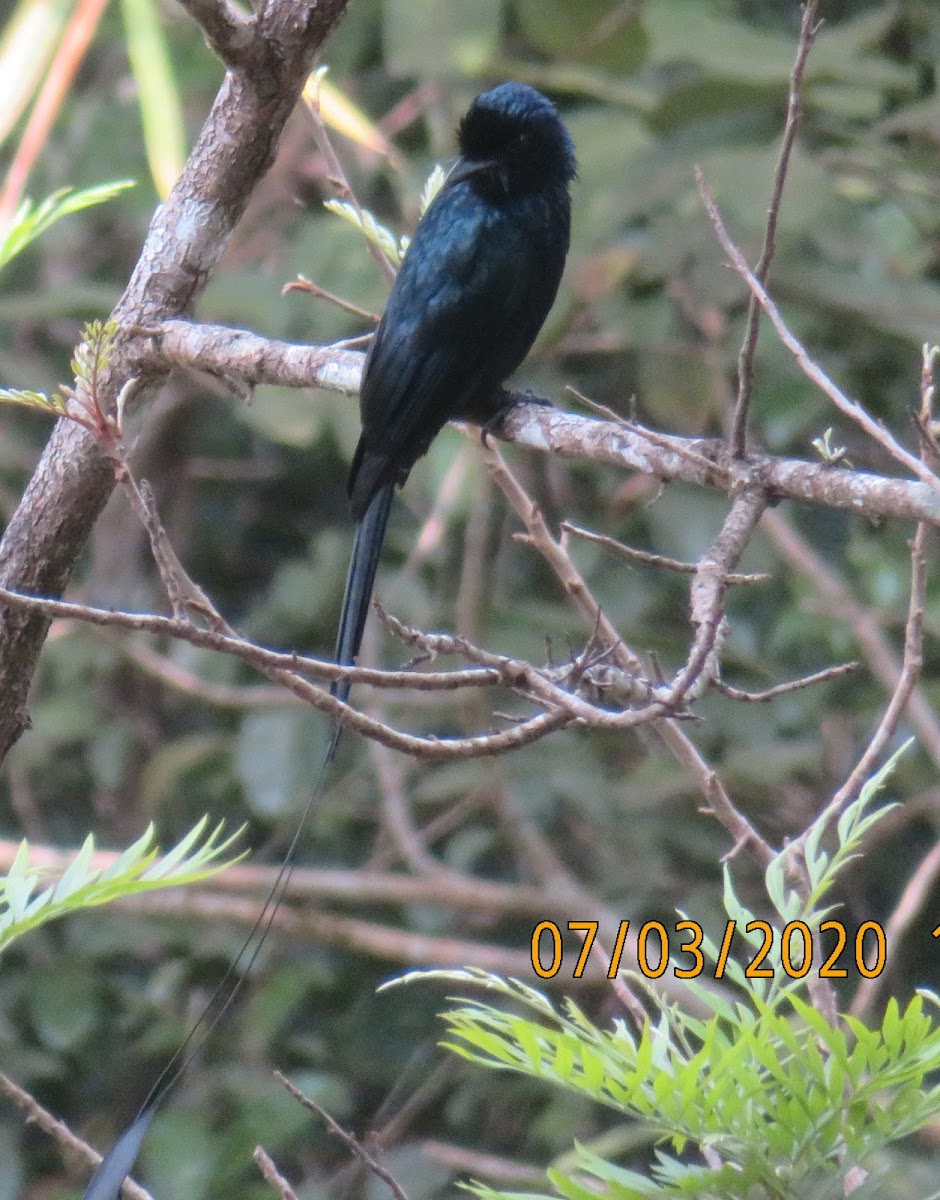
[[352, 182, 566, 507]]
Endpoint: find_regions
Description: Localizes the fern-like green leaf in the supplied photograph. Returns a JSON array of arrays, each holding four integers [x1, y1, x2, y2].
[[0, 181, 134, 273], [0, 818, 245, 955], [0, 386, 69, 416]]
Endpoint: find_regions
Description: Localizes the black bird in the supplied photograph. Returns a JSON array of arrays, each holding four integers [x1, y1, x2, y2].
[[82, 82, 574, 1200], [334, 80, 576, 703]]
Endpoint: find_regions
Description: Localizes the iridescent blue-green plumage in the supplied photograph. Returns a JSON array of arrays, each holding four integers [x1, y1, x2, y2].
[[335, 81, 576, 698]]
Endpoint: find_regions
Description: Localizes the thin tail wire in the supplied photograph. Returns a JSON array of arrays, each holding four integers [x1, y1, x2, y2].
[[82, 484, 396, 1200]]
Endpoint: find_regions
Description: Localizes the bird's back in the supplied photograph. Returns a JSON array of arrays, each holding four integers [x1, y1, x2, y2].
[[348, 174, 570, 519]]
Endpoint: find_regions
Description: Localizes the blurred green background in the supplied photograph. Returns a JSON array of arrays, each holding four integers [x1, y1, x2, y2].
[[2, 0, 940, 1197]]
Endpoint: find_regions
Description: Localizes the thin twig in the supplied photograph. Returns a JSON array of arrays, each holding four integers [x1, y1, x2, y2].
[[0, 1071, 153, 1200], [731, 1, 821, 456], [850, 836, 940, 1021], [304, 79, 398, 285], [696, 169, 940, 498], [788, 520, 928, 863], [282, 275, 380, 323], [0, 585, 573, 758], [561, 523, 767, 583], [761, 509, 940, 767], [667, 488, 768, 708], [713, 660, 859, 702], [420, 1140, 545, 1186], [479, 436, 775, 866], [0, 587, 499, 691], [254, 1147, 300, 1200], [275, 1072, 409, 1200]]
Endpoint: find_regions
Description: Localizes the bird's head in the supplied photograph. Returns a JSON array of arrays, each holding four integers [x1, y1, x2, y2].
[[454, 82, 576, 196]]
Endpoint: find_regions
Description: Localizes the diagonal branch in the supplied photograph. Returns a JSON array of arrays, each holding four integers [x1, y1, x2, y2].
[[145, 319, 940, 526], [0, 0, 351, 764], [697, 168, 940, 498], [0, 1072, 153, 1200], [176, 0, 256, 66]]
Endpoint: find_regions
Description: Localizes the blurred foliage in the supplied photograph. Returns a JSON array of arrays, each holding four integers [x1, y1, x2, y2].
[[416, 753, 927, 1199], [0, 181, 133, 274], [0, 818, 244, 955], [2, 0, 940, 1198]]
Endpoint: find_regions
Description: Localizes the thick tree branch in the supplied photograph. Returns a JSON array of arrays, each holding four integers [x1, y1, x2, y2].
[[0, 0, 350, 762], [177, 0, 255, 65], [149, 319, 940, 527], [150, 319, 363, 393]]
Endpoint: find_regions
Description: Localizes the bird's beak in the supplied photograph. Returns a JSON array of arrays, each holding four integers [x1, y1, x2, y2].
[[445, 156, 499, 187]]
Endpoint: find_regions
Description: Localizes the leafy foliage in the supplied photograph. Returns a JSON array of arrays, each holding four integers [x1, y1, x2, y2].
[[323, 197, 409, 267], [0, 319, 120, 438], [0, 817, 245, 955], [0, 183, 134, 274], [395, 748, 933, 1197]]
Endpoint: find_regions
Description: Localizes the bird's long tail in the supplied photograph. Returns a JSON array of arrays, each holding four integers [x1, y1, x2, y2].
[[331, 480, 395, 709], [82, 486, 396, 1200]]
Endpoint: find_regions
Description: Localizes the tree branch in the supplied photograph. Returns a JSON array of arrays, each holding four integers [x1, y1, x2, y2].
[[0, 1072, 153, 1200], [730, 0, 821, 455], [145, 318, 940, 528], [697, 168, 940, 497], [0, 0, 351, 762], [177, 0, 255, 66]]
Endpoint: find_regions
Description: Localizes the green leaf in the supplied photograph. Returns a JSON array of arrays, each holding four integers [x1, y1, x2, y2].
[[0, 181, 135, 273], [323, 198, 405, 266], [0, 821, 245, 955]]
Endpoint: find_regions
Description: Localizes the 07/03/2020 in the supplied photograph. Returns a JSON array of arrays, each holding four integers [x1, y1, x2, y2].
[[530, 918, 887, 981]]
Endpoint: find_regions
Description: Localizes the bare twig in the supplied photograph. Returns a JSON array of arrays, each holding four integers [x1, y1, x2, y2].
[[850, 836, 940, 1020], [696, 169, 940, 497], [731, 0, 821, 456], [283, 276, 381, 323], [98, 632, 304, 708], [254, 1147, 300, 1200], [420, 1140, 545, 1186], [0, 585, 574, 757], [713, 661, 859, 703], [0, 588, 499, 691], [846, 348, 940, 1020], [120, 475, 219, 622], [762, 508, 940, 767], [111, 887, 594, 978], [669, 487, 768, 707], [561, 523, 767, 583], [275, 1072, 409, 1200], [304, 76, 398, 286], [479, 437, 775, 865], [0, 1072, 153, 1200], [788, 521, 928, 863]]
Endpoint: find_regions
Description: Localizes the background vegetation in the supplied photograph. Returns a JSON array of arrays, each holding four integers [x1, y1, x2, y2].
[[2, 0, 940, 1197]]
